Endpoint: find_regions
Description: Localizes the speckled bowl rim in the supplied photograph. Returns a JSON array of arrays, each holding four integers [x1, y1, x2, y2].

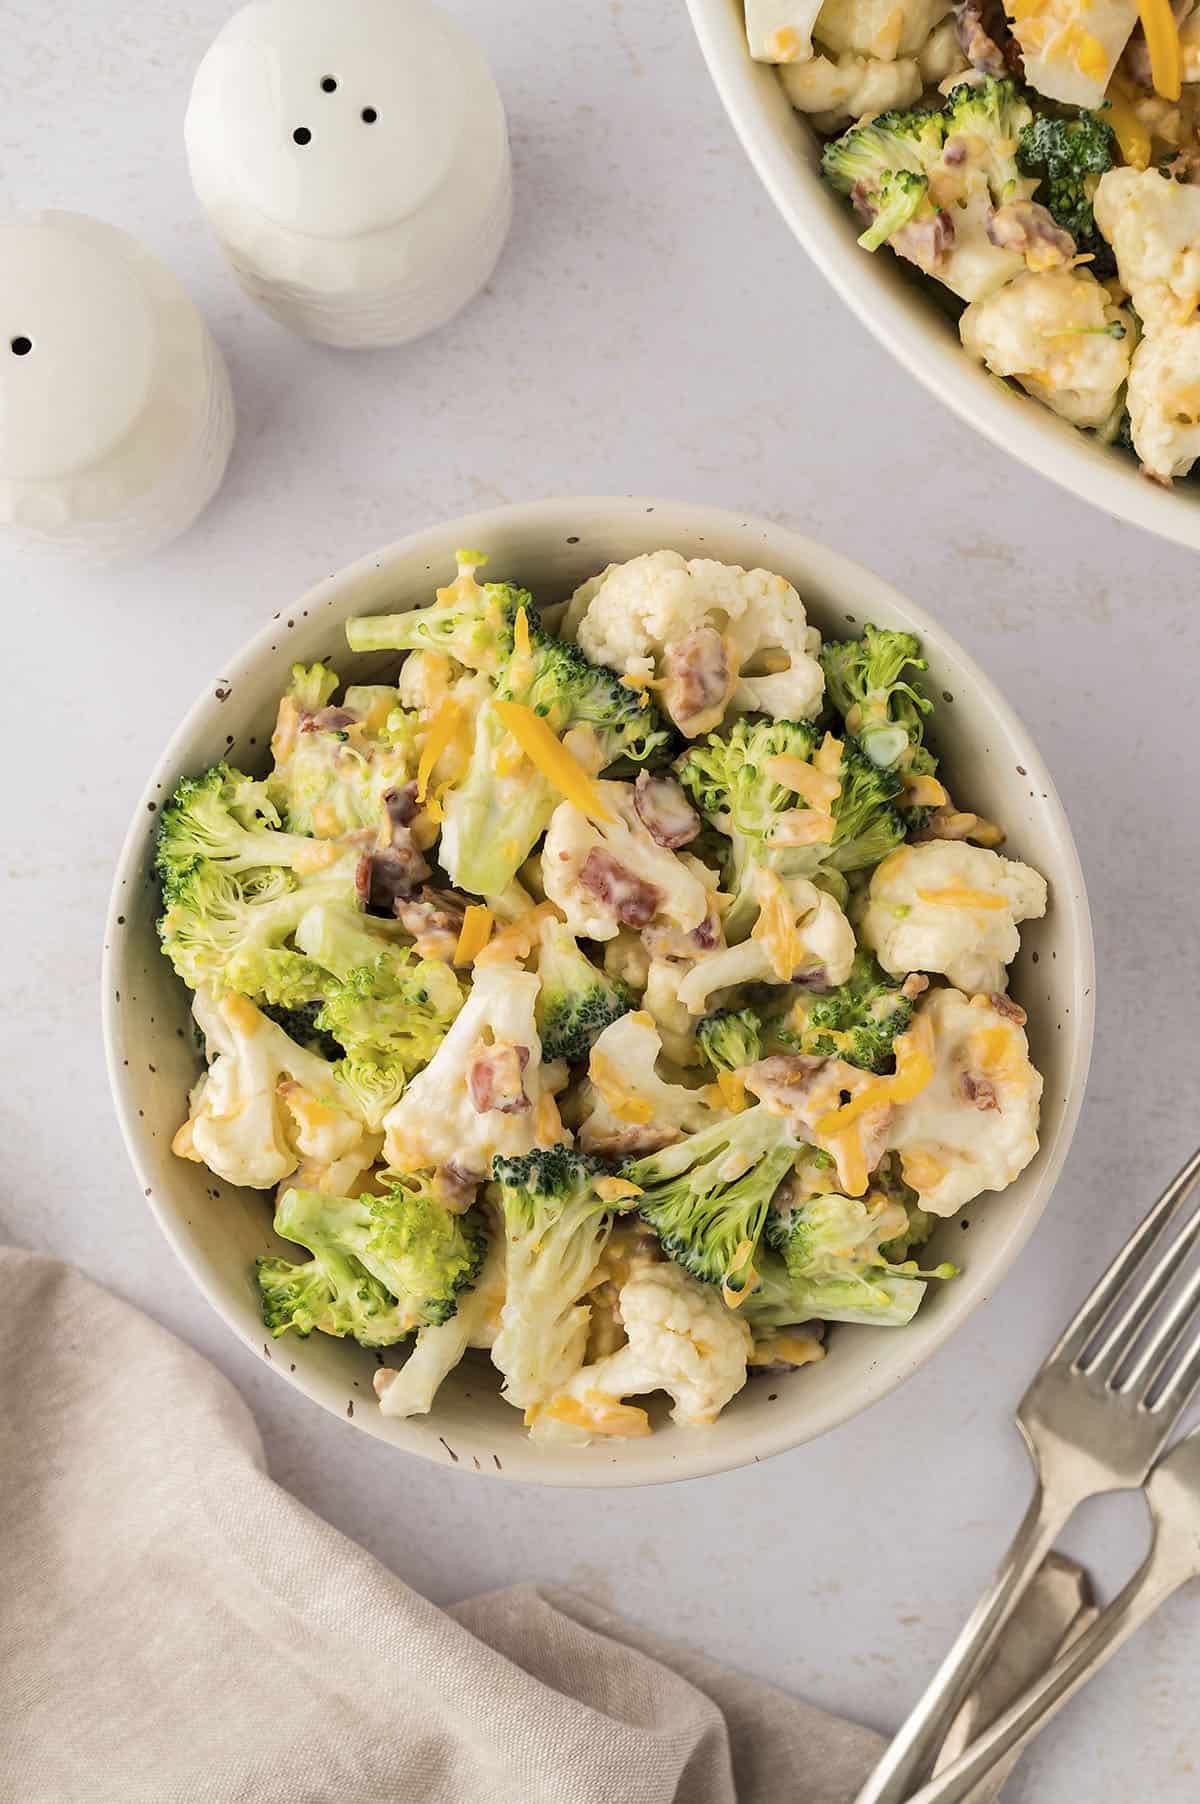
[[102, 496, 1095, 1486], [685, 0, 1200, 553]]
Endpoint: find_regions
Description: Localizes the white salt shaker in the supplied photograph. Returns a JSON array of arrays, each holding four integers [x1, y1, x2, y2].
[[0, 211, 235, 562], [185, 0, 513, 349]]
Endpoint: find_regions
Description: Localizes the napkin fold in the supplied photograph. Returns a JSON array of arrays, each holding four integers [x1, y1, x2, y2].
[[0, 1250, 1085, 1804]]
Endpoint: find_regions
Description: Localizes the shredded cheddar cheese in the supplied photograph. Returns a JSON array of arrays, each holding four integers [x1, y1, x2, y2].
[[589, 1051, 655, 1123], [716, 1070, 748, 1113], [1137, 0, 1183, 98], [1106, 78, 1152, 168], [916, 885, 1007, 910], [453, 904, 493, 966], [416, 697, 464, 803], [474, 900, 559, 968], [220, 993, 263, 1037], [595, 1176, 644, 1204], [814, 1016, 936, 1138], [271, 696, 300, 765], [751, 869, 799, 981], [902, 773, 948, 809], [513, 604, 532, 660], [540, 1393, 652, 1437], [764, 752, 842, 810], [492, 700, 615, 821], [311, 801, 341, 838], [721, 1239, 758, 1307]]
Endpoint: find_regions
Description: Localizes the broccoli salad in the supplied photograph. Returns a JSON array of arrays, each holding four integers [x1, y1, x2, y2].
[[161, 548, 1047, 1446], [747, 0, 1200, 481]]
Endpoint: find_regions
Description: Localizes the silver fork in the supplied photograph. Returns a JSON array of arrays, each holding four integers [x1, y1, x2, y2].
[[854, 1145, 1200, 1804], [908, 1422, 1200, 1803]]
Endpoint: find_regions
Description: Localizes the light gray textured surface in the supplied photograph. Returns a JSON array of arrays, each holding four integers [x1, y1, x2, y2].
[[2, 2, 1197, 1799]]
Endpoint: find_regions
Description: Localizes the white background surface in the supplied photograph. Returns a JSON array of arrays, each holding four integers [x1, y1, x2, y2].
[[3, 2, 1198, 1799]]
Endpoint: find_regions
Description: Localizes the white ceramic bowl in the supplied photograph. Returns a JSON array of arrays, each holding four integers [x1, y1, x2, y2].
[[686, 0, 1200, 552], [103, 497, 1094, 1485]]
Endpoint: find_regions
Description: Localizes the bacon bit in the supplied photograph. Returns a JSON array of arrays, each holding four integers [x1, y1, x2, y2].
[[579, 849, 661, 928], [901, 973, 930, 1001], [660, 627, 739, 737], [633, 771, 700, 849], [595, 1175, 643, 1204], [466, 1040, 530, 1114], [983, 991, 1027, 1026], [384, 781, 420, 831], [453, 905, 493, 966], [416, 698, 463, 803], [305, 705, 355, 733], [357, 840, 431, 915], [434, 1163, 481, 1210], [960, 1070, 1001, 1111]]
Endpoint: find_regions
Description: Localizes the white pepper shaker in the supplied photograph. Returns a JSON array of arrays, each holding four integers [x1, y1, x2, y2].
[[0, 211, 235, 563], [185, 0, 513, 349]]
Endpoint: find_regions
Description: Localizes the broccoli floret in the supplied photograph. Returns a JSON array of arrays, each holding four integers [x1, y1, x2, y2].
[[826, 740, 905, 872], [286, 661, 339, 712], [624, 1107, 798, 1296], [534, 916, 633, 1064], [258, 1178, 486, 1345], [344, 550, 528, 675], [156, 763, 317, 900], [676, 717, 822, 939], [821, 108, 945, 253], [514, 626, 674, 771], [1017, 109, 1115, 272], [490, 1145, 628, 1408], [943, 78, 1035, 206], [259, 999, 344, 1061], [819, 625, 935, 774], [873, 1154, 937, 1263], [696, 1006, 763, 1074], [314, 950, 465, 1124], [440, 619, 673, 898], [781, 951, 913, 1074], [743, 1189, 954, 1329]]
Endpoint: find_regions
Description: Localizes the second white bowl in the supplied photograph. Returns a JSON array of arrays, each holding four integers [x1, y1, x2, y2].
[[686, 0, 1200, 553]]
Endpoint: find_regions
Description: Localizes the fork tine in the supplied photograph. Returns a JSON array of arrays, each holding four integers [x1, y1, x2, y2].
[[1115, 1254, 1200, 1397], [1148, 1326, 1200, 1415], [1048, 1146, 1200, 1366], [1084, 1197, 1200, 1378]]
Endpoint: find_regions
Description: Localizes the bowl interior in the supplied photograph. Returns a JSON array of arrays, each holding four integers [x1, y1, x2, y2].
[[104, 497, 1093, 1485], [685, 0, 1200, 553]]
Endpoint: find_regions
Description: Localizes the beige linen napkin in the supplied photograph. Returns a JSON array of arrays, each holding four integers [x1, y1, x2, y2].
[[0, 1250, 1088, 1804]]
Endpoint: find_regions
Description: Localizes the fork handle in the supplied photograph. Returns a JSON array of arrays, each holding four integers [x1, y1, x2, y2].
[[903, 1551, 1182, 1804], [853, 1476, 1072, 1804]]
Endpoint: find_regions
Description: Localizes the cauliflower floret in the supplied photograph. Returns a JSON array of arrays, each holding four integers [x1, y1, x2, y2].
[[642, 958, 704, 1066], [577, 1012, 717, 1158], [172, 989, 374, 1190], [570, 551, 824, 730], [745, 0, 825, 62], [540, 783, 711, 943], [781, 51, 922, 125], [814, 0, 952, 61], [374, 1231, 506, 1418], [888, 987, 1042, 1214], [603, 927, 651, 994], [858, 841, 1048, 994], [677, 871, 855, 1015], [1094, 167, 1200, 329], [960, 268, 1134, 430], [1125, 318, 1200, 481], [918, 15, 967, 80], [530, 1261, 752, 1443], [381, 964, 562, 1176], [1008, 0, 1138, 107]]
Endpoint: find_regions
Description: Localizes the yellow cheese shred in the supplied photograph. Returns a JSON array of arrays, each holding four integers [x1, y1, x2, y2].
[[751, 869, 800, 981], [513, 605, 531, 660], [916, 885, 1007, 910], [492, 700, 614, 821], [589, 1051, 655, 1123], [596, 1176, 644, 1204], [716, 1070, 748, 1113], [1105, 79, 1152, 169], [538, 1393, 652, 1437], [1136, 0, 1183, 100], [814, 1016, 936, 1138], [416, 698, 465, 803], [453, 905, 493, 966]]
